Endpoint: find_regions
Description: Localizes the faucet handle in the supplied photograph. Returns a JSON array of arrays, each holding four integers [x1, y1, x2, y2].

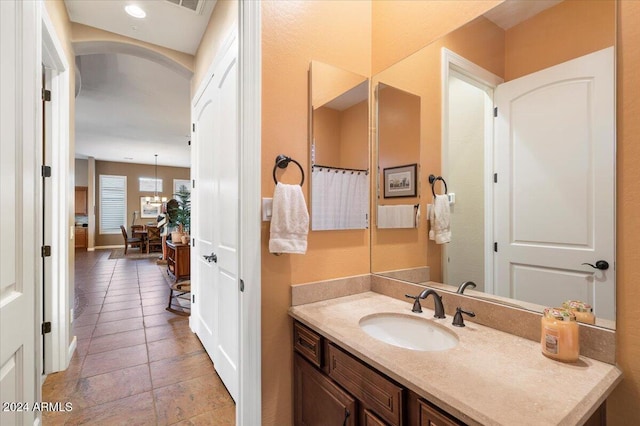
[[452, 307, 476, 327], [405, 294, 423, 313]]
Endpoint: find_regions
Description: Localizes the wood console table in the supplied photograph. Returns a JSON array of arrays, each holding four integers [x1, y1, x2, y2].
[[166, 241, 190, 282]]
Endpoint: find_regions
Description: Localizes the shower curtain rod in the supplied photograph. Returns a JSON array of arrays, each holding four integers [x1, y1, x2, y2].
[[312, 164, 369, 174]]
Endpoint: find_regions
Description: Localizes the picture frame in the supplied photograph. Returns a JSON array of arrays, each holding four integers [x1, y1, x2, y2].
[[383, 163, 418, 198], [140, 197, 162, 218], [173, 179, 191, 195]]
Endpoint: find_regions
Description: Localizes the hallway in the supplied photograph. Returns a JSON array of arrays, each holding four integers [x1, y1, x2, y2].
[[41, 250, 235, 425]]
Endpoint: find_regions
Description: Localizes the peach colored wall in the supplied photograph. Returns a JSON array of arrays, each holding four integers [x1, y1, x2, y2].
[[372, 85, 422, 273], [311, 61, 368, 108], [94, 161, 189, 247], [609, 2, 640, 424], [505, 0, 615, 81], [371, 16, 504, 281], [313, 106, 342, 166], [44, 0, 76, 346], [192, 0, 237, 94], [339, 100, 369, 170], [71, 23, 194, 73], [314, 101, 368, 169], [371, 0, 503, 74], [261, 1, 371, 424]]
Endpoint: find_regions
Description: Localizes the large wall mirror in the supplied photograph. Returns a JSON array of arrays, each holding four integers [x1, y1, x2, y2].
[[309, 61, 370, 231], [371, 0, 616, 329]]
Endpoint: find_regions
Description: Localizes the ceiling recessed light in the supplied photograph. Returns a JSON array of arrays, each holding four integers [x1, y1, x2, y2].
[[125, 4, 146, 19]]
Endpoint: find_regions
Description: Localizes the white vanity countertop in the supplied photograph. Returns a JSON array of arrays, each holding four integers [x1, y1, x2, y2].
[[289, 292, 622, 426]]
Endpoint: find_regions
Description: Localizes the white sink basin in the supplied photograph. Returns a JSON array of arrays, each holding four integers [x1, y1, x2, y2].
[[359, 313, 458, 351]]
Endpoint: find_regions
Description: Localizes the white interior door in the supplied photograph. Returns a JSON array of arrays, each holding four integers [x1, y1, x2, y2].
[[0, 1, 41, 424], [191, 36, 240, 402], [494, 47, 615, 320]]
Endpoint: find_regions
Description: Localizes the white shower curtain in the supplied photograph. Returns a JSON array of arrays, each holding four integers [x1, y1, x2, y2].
[[311, 168, 369, 230]]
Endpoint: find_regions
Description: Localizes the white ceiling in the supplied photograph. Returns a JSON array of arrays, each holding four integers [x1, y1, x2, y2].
[[74, 53, 191, 167], [65, 0, 217, 168], [65, 0, 216, 55]]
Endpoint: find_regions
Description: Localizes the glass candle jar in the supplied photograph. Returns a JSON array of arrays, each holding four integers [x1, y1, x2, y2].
[[562, 300, 595, 325], [541, 308, 580, 362]]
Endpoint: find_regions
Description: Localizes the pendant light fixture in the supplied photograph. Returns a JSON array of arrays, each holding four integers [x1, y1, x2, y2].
[[146, 154, 167, 204]]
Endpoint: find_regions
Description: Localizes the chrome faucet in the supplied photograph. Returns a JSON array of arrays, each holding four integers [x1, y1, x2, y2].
[[405, 289, 446, 318], [456, 281, 476, 294]]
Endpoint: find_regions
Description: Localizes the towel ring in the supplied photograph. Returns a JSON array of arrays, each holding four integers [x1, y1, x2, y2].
[[428, 174, 448, 197], [273, 154, 305, 186]]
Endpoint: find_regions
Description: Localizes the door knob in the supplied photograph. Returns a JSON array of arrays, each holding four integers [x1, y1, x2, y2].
[[203, 253, 217, 263], [582, 260, 609, 270]]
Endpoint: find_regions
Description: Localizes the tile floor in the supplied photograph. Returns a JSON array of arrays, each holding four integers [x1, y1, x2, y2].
[[42, 249, 235, 425]]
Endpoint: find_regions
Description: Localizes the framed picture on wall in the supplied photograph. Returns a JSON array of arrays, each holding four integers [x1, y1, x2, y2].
[[140, 197, 162, 218], [383, 163, 418, 198], [173, 179, 190, 195]]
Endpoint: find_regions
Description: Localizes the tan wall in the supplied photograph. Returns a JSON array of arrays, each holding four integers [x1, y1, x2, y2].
[[44, 0, 76, 347], [609, 2, 640, 424], [261, 1, 371, 423], [191, 0, 237, 94], [94, 161, 189, 247], [505, 0, 615, 81], [371, 0, 503, 74]]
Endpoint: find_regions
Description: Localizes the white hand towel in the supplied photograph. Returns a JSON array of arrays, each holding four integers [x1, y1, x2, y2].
[[377, 205, 417, 228], [269, 183, 309, 254], [428, 194, 451, 244]]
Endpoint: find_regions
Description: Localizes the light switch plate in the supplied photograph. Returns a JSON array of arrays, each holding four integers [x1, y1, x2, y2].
[[262, 198, 273, 221]]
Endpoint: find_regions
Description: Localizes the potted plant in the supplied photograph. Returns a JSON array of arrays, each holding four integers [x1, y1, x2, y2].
[[174, 184, 191, 244]]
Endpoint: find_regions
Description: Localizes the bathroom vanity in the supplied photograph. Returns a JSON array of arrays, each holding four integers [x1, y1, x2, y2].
[[294, 320, 464, 425], [290, 292, 621, 426]]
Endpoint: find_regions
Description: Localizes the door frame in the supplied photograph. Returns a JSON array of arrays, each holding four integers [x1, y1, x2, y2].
[[41, 6, 74, 374], [189, 1, 262, 423], [238, 1, 261, 424], [441, 48, 502, 292]]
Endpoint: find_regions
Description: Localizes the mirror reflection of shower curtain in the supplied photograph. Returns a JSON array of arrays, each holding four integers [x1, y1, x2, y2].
[[311, 168, 369, 230]]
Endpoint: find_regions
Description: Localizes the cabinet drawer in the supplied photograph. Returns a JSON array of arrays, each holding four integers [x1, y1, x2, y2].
[[364, 409, 389, 426], [293, 322, 323, 368], [327, 343, 403, 426], [419, 399, 464, 426]]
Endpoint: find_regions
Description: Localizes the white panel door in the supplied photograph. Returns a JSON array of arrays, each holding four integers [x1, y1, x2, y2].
[[0, 1, 40, 425], [191, 37, 239, 402], [494, 47, 615, 320]]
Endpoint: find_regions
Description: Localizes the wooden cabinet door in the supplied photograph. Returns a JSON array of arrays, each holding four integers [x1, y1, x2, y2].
[[295, 353, 356, 426], [75, 228, 87, 248]]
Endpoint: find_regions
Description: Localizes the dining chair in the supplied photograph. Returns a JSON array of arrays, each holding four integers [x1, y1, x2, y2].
[[120, 225, 145, 254], [146, 225, 163, 254]]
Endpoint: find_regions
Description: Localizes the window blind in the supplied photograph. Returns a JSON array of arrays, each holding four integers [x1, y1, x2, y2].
[[99, 175, 127, 234]]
